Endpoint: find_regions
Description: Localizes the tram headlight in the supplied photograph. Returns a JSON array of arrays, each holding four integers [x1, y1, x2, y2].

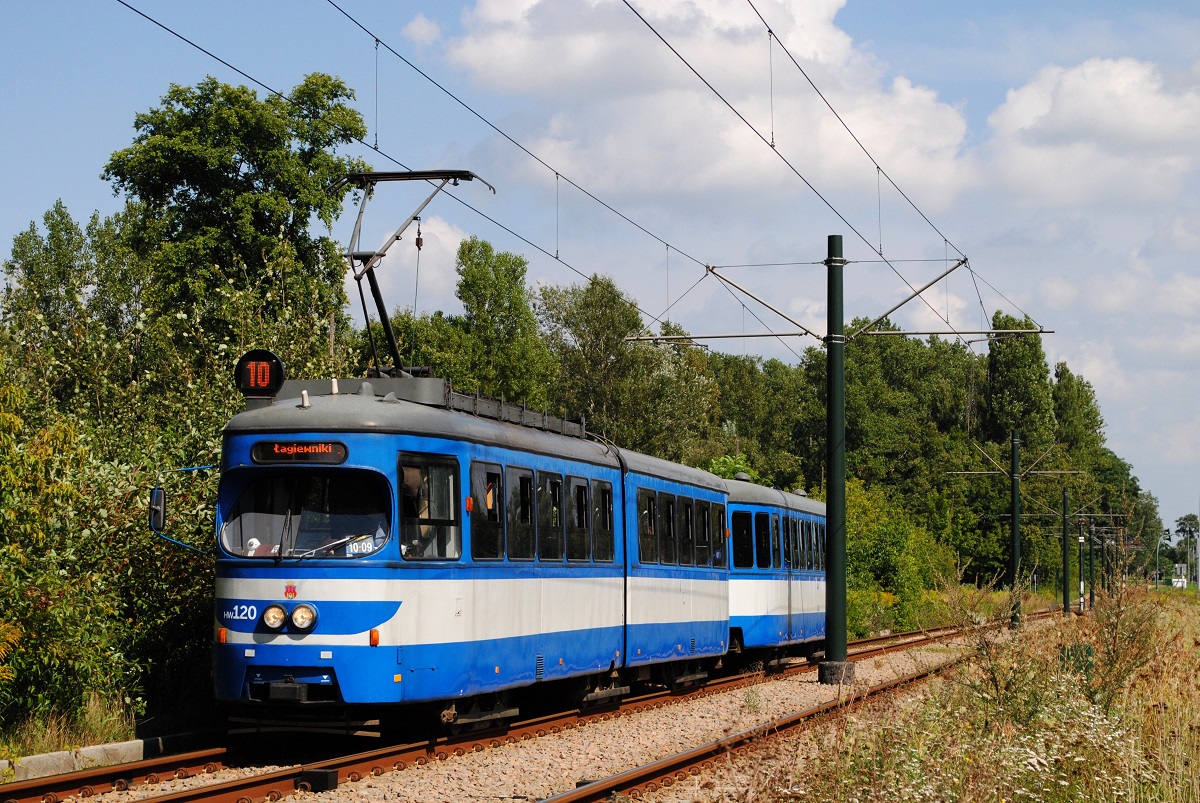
[[261, 604, 287, 630], [290, 603, 317, 632]]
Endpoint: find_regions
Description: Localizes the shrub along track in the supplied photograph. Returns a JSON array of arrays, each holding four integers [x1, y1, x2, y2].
[[2, 613, 1056, 803]]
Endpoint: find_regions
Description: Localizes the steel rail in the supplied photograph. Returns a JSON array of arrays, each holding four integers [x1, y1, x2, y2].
[[4, 611, 1059, 803], [542, 659, 969, 802], [0, 748, 227, 803]]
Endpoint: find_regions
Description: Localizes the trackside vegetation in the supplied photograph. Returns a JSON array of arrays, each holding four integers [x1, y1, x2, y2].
[[0, 74, 1179, 757], [745, 578, 1197, 803]]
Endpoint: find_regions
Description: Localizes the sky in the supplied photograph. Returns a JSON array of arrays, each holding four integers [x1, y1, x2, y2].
[[2, 1, 1199, 532]]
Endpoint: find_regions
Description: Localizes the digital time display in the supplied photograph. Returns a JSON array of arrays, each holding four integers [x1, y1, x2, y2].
[[251, 441, 348, 464], [234, 350, 286, 397]]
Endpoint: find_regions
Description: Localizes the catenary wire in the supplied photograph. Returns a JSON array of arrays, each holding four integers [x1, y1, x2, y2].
[[117, 0, 995, 351], [112, 0, 691, 334], [744, 0, 966, 261], [323, 0, 709, 273], [619, 0, 969, 343]]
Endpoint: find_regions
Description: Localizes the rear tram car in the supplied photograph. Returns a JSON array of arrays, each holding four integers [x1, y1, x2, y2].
[[207, 350, 825, 729]]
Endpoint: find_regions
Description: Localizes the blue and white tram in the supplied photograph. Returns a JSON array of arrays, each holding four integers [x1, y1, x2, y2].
[[622, 451, 728, 683], [210, 353, 738, 727], [726, 477, 826, 657]]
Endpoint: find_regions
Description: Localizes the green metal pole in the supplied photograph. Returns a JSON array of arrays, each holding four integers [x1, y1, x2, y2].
[[1062, 489, 1070, 616], [1010, 430, 1021, 627], [1088, 523, 1095, 608], [1078, 521, 1085, 611], [819, 234, 853, 685]]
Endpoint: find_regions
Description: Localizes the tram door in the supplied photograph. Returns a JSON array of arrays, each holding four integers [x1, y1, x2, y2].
[[785, 517, 800, 641]]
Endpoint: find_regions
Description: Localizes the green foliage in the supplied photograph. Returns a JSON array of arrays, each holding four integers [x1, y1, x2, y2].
[[846, 479, 954, 632], [0, 355, 138, 724], [536, 275, 666, 450], [985, 312, 1056, 448], [454, 237, 551, 401], [538, 278, 720, 462], [0, 622, 15, 686], [703, 453, 762, 483], [102, 73, 366, 342], [0, 73, 366, 737]]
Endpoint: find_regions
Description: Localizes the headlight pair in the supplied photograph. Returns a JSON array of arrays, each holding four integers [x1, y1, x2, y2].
[[261, 603, 317, 632]]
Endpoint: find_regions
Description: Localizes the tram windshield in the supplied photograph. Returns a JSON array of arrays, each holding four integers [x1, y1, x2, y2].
[[221, 470, 391, 559]]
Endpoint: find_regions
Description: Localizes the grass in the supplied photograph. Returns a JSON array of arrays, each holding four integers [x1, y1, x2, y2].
[[747, 585, 1200, 802], [0, 694, 135, 764]]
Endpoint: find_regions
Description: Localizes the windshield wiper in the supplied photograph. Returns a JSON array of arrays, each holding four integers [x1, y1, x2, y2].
[[294, 530, 378, 560]]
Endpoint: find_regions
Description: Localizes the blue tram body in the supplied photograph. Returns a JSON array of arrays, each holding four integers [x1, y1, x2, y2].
[[725, 479, 826, 653], [210, 365, 827, 726]]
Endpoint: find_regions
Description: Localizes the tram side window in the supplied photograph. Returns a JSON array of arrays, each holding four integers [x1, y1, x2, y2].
[[659, 493, 678, 565], [678, 498, 695, 566], [593, 481, 615, 562], [712, 504, 727, 568], [804, 519, 814, 570], [695, 501, 711, 567], [537, 472, 564, 561], [783, 516, 793, 569], [772, 514, 782, 569], [732, 511, 754, 569], [638, 488, 658, 564], [470, 462, 504, 560], [399, 456, 461, 560], [506, 467, 535, 560], [818, 521, 827, 571], [754, 513, 771, 569], [566, 476, 590, 562]]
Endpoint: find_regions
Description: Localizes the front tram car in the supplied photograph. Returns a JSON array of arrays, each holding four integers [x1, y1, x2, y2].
[[211, 350, 733, 730]]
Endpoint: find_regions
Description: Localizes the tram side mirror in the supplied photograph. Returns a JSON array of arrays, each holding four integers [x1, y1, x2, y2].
[[149, 487, 167, 532]]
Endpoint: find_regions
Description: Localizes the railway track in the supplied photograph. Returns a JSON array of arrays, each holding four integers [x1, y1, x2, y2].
[[2, 614, 1056, 803]]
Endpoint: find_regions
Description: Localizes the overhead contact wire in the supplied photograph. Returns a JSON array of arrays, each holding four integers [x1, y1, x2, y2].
[[113, 0, 676, 331], [743, 0, 965, 260], [622, 0, 967, 342], [324, 0, 708, 273]]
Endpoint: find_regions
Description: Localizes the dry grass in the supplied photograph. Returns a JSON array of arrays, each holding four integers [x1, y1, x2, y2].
[[0, 694, 135, 763], [743, 587, 1199, 803]]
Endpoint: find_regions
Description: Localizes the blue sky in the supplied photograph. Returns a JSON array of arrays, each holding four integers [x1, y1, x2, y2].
[[3, 1, 1200, 533]]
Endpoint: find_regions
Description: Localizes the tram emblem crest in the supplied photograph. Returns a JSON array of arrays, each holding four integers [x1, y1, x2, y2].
[[284, 583, 297, 600]]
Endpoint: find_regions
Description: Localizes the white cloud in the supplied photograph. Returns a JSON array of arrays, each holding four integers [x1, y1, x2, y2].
[[343, 216, 469, 325], [1038, 276, 1080, 310], [403, 13, 442, 47], [986, 57, 1200, 205], [445, 0, 975, 206], [1159, 414, 1200, 467], [1155, 272, 1200, 318], [1071, 338, 1130, 399], [1088, 269, 1148, 314]]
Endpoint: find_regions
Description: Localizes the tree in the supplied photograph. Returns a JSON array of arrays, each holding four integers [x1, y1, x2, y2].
[[453, 237, 553, 406], [1052, 361, 1105, 454], [536, 275, 658, 447], [1174, 513, 1199, 568], [984, 313, 1056, 448], [102, 73, 368, 340], [2, 202, 151, 429]]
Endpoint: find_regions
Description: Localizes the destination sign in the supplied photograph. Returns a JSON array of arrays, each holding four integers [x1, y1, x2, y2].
[[251, 441, 348, 464]]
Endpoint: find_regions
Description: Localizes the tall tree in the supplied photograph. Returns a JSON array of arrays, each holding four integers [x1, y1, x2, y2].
[[984, 312, 1056, 448], [1052, 361, 1105, 455], [453, 237, 553, 406], [102, 73, 367, 338], [536, 275, 658, 448]]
